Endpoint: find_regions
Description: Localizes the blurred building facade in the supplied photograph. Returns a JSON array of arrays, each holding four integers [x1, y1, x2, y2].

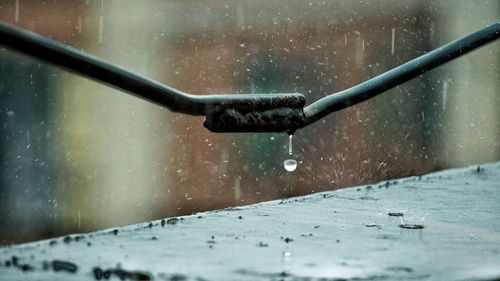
[[0, 0, 498, 244]]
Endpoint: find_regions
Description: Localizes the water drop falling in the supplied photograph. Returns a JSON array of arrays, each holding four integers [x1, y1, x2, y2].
[[284, 134, 297, 172], [391, 28, 396, 55], [282, 251, 293, 275], [14, 0, 19, 23], [442, 79, 449, 110], [98, 16, 104, 44], [284, 159, 297, 172]]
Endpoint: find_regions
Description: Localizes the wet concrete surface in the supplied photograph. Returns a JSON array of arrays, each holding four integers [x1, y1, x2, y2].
[[1, 162, 499, 280]]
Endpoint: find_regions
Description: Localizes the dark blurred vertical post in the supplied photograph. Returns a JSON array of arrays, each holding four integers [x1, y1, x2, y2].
[[0, 49, 54, 244]]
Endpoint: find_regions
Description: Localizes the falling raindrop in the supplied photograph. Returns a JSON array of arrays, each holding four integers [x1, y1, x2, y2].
[[14, 0, 19, 23], [98, 16, 104, 44], [77, 210, 81, 230], [391, 28, 396, 55], [77, 16, 82, 33], [442, 80, 449, 110]]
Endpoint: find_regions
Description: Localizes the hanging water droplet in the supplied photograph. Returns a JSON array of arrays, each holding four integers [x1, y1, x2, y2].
[[284, 134, 297, 172], [284, 159, 297, 172]]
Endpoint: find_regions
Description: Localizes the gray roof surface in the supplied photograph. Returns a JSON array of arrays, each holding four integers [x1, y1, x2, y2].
[[1, 162, 499, 280]]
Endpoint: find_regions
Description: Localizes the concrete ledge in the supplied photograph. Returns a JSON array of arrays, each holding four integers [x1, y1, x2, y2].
[[1, 162, 500, 280]]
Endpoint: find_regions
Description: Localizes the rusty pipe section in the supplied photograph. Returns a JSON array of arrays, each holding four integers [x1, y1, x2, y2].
[[203, 93, 306, 133]]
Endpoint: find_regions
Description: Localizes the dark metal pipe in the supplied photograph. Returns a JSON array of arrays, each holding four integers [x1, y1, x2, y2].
[[0, 21, 304, 120], [301, 21, 500, 127], [1, 21, 499, 132]]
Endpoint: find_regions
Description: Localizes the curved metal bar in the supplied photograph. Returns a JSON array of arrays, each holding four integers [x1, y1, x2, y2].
[[0, 21, 304, 117], [301, 21, 500, 127], [1, 21, 499, 132]]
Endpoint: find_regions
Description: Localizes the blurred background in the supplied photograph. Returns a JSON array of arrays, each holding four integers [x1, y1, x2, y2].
[[0, 0, 498, 245]]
